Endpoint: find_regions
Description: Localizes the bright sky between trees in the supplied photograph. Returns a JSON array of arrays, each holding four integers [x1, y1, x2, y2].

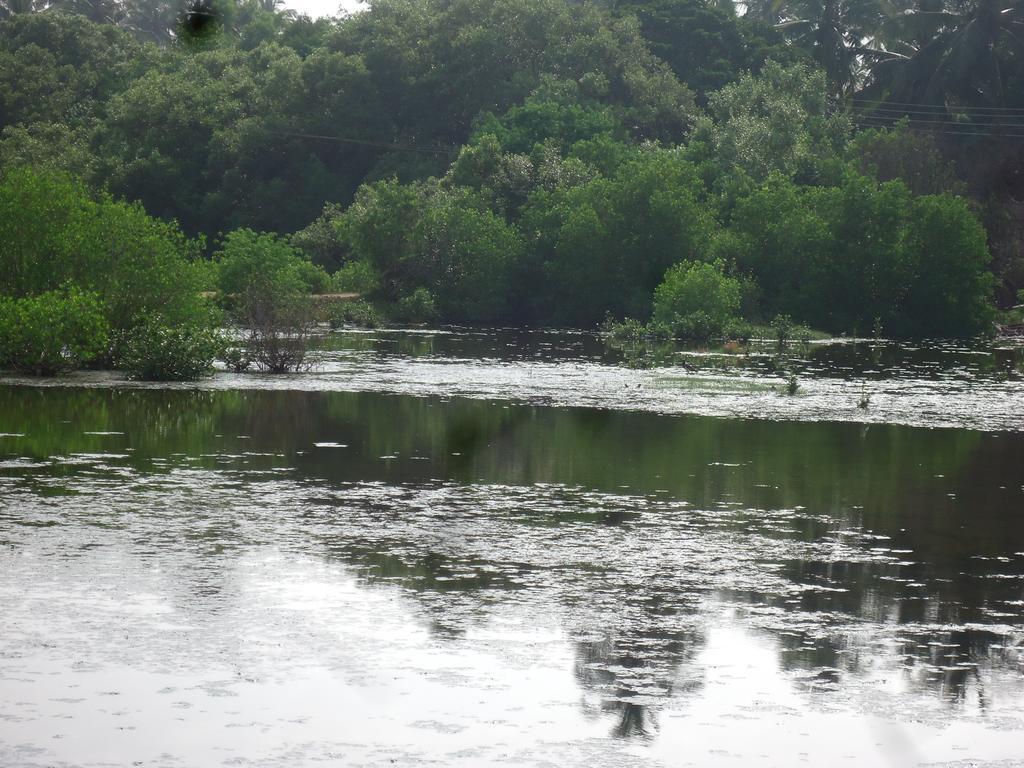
[[283, 0, 366, 18]]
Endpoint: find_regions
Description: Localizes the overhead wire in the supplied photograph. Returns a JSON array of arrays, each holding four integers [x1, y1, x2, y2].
[[849, 98, 1024, 114], [845, 96, 1024, 138], [263, 128, 456, 156]]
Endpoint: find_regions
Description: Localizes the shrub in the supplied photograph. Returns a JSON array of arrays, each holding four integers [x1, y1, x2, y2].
[[329, 299, 383, 329], [116, 318, 223, 381], [722, 318, 753, 342], [601, 316, 649, 343], [239, 288, 318, 373], [0, 288, 109, 375], [652, 260, 742, 340], [395, 288, 439, 324], [770, 313, 795, 347], [332, 261, 380, 295], [216, 229, 328, 297], [0, 168, 210, 335], [219, 345, 251, 373], [215, 230, 324, 374], [728, 171, 993, 337]]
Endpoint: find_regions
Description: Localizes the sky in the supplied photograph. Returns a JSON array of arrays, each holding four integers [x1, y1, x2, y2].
[[283, 0, 367, 18]]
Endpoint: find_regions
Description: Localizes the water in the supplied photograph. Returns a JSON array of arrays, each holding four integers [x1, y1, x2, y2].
[[5, 329, 1023, 431], [1, 329, 1023, 767]]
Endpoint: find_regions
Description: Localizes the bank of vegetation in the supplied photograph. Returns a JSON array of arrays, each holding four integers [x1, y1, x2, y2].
[[1, 0, 1021, 378]]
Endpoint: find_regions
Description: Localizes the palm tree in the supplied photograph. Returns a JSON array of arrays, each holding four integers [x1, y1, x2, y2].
[[53, 0, 127, 24], [772, 0, 891, 95], [0, 0, 44, 19], [866, 0, 1024, 109], [122, 0, 178, 41]]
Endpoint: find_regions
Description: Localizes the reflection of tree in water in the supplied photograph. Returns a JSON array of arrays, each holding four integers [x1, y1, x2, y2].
[[776, 623, 1024, 706], [573, 625, 705, 739]]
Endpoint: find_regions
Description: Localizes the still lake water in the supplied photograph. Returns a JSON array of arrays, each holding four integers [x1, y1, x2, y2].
[[1, 329, 1023, 766]]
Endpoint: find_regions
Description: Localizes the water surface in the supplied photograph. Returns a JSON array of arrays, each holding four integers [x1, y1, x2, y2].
[[1, 330, 1023, 766], [4, 327, 1022, 431]]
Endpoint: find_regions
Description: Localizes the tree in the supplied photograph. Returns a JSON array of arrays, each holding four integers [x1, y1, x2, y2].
[[215, 229, 327, 372], [337, 180, 523, 323], [0, 167, 210, 333], [652, 260, 742, 339], [694, 61, 851, 185], [774, 0, 889, 95], [619, 0, 801, 99], [520, 148, 714, 325], [0, 287, 109, 375], [0, 0, 43, 20], [866, 0, 1024, 110], [727, 169, 994, 335]]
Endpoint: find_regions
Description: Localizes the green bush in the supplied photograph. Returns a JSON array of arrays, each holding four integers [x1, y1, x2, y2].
[[395, 288, 439, 324], [338, 181, 522, 323], [219, 345, 252, 373], [522, 150, 714, 325], [652, 260, 742, 340], [329, 299, 383, 329], [214, 229, 324, 373], [116, 319, 224, 381], [0, 168, 210, 335], [332, 261, 381, 295], [216, 229, 329, 297], [0, 288, 109, 375], [728, 171, 993, 337]]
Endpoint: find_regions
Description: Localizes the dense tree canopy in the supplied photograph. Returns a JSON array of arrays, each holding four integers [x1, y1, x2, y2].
[[0, 0, 1017, 342]]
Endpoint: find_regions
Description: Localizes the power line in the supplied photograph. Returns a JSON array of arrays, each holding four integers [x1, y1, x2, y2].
[[853, 117, 1024, 138], [849, 98, 1024, 114], [851, 113, 1024, 127], [264, 129, 456, 156], [850, 105, 1024, 121]]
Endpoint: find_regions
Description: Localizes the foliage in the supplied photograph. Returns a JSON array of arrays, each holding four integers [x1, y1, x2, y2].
[[618, 0, 802, 100], [652, 260, 742, 340], [328, 298, 383, 329], [338, 181, 523, 323], [472, 78, 623, 155], [216, 228, 328, 296], [0, 167, 211, 333], [290, 202, 347, 271], [238, 287, 318, 373], [395, 288, 439, 324], [850, 123, 965, 196], [213, 229, 323, 373], [116, 317, 223, 381], [0, 287, 109, 375], [728, 171, 994, 336], [0, 0, 1018, 334], [866, 0, 1024, 111], [219, 343, 252, 373], [520, 148, 714, 325], [694, 61, 851, 185], [331, 260, 380, 295]]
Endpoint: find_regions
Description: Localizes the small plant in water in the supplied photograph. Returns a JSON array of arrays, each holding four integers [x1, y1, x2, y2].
[[857, 381, 871, 409], [771, 314, 795, 350], [782, 373, 800, 395], [219, 346, 251, 373]]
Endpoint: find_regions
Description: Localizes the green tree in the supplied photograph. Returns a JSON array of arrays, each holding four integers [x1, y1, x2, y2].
[[619, 0, 801, 99], [866, 0, 1024, 110], [520, 148, 714, 325], [338, 180, 523, 322], [0, 287, 109, 375], [0, 167, 210, 333], [652, 259, 742, 339], [215, 228, 328, 295], [727, 169, 993, 335], [694, 61, 851, 185]]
